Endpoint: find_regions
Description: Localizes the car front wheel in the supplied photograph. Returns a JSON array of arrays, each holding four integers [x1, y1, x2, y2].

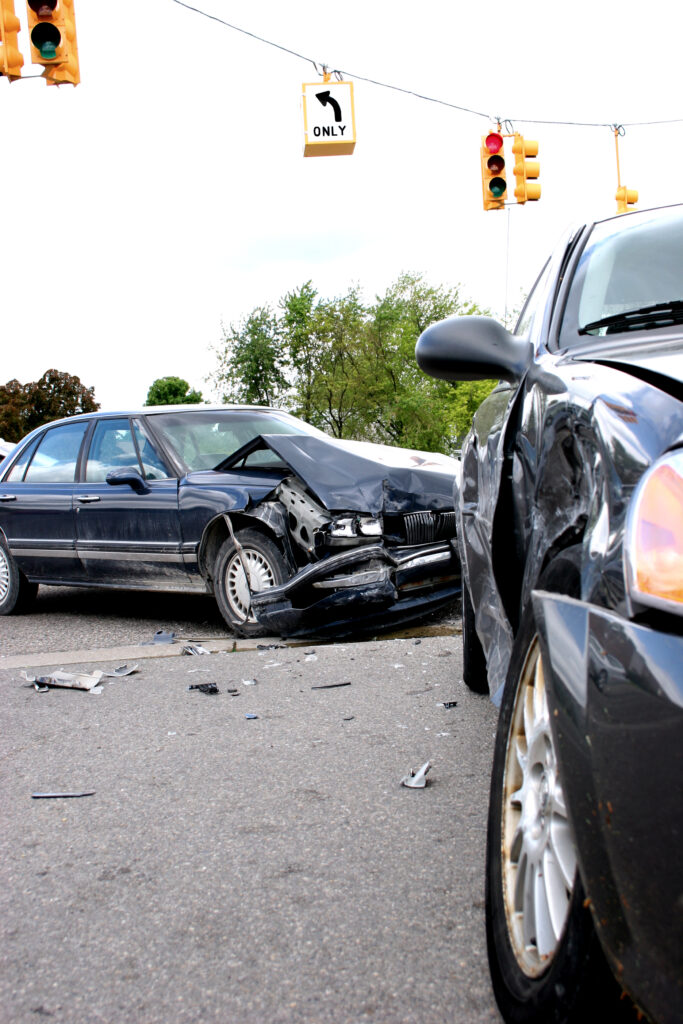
[[0, 536, 38, 616], [214, 529, 287, 637], [485, 552, 636, 1023]]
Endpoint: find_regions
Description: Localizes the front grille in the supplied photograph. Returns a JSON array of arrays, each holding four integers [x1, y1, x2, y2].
[[403, 511, 457, 545]]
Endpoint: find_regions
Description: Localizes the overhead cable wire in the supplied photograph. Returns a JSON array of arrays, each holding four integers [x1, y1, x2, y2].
[[169, 0, 683, 130]]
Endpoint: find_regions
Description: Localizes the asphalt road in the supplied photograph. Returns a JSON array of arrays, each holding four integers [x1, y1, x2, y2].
[[0, 590, 502, 1024]]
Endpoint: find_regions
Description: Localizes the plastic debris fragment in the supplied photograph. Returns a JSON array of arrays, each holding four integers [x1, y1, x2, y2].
[[438, 701, 458, 709], [21, 670, 104, 693], [187, 683, 220, 694], [183, 644, 210, 656], [103, 664, 139, 677], [311, 681, 351, 690], [400, 761, 432, 788], [32, 791, 95, 799], [242, 678, 257, 686], [245, 713, 259, 719], [140, 630, 176, 645]]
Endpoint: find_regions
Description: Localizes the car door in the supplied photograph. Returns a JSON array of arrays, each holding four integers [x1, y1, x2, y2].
[[0, 420, 90, 581], [74, 417, 190, 586]]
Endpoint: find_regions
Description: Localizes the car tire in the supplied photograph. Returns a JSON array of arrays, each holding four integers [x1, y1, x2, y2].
[[214, 529, 288, 638], [462, 581, 488, 693], [0, 536, 39, 616], [485, 549, 634, 1023]]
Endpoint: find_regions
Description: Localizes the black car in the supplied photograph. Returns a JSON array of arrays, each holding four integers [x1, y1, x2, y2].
[[416, 204, 683, 1024], [0, 405, 460, 637]]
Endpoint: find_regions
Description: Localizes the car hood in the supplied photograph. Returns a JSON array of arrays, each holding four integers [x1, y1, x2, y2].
[[224, 434, 458, 515], [571, 334, 683, 389]]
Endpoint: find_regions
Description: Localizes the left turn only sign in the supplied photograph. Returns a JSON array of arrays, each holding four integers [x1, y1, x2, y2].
[[302, 81, 356, 157]]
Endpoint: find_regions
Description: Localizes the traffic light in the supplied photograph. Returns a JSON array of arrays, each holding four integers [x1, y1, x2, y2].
[[512, 133, 541, 204], [0, 0, 24, 80], [615, 186, 638, 214], [26, 0, 79, 85], [480, 132, 507, 211]]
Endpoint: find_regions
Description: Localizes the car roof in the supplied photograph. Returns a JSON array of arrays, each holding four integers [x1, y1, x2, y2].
[[30, 404, 292, 427]]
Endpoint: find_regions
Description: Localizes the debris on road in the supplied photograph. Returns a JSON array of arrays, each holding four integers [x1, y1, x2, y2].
[[245, 712, 259, 719], [182, 644, 210, 656], [242, 678, 257, 686], [32, 791, 95, 799], [103, 664, 139, 677], [438, 700, 459, 709], [311, 681, 351, 690], [187, 683, 220, 695], [400, 761, 432, 789], [21, 670, 104, 693], [140, 630, 176, 645]]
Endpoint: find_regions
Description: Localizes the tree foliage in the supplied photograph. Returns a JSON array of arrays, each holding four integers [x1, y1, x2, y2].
[[209, 273, 498, 454], [145, 376, 203, 406], [0, 370, 99, 442]]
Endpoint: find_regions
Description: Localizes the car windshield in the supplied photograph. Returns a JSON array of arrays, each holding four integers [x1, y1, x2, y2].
[[569, 206, 683, 339], [148, 409, 325, 471]]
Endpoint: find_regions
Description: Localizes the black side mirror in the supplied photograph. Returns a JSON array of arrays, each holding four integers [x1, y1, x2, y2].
[[106, 467, 150, 493], [416, 315, 533, 383]]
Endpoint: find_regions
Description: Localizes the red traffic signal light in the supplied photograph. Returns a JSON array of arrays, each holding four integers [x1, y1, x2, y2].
[[481, 132, 507, 211]]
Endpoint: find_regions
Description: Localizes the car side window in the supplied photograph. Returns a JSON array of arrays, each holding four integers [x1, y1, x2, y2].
[[4, 437, 41, 482], [86, 419, 141, 482], [23, 422, 89, 483], [514, 258, 551, 337], [132, 419, 171, 480]]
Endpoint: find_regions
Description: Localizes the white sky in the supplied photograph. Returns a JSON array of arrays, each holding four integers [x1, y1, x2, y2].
[[2, 0, 681, 411]]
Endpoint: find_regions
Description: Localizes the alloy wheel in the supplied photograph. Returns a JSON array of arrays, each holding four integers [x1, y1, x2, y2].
[[501, 635, 578, 976]]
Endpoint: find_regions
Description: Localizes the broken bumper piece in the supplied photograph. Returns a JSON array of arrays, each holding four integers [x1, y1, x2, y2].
[[250, 541, 460, 637]]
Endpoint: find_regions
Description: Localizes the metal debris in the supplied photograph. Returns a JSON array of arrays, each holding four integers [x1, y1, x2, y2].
[[311, 681, 351, 690], [400, 761, 432, 789], [182, 644, 210, 656], [103, 664, 139, 677]]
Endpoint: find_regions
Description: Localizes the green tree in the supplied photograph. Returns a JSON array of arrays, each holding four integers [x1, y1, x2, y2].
[[0, 370, 99, 442], [145, 376, 203, 406], [210, 274, 500, 454], [211, 307, 289, 407]]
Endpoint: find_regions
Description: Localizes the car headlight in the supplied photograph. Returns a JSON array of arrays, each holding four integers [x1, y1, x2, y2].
[[625, 449, 683, 615], [329, 515, 383, 538]]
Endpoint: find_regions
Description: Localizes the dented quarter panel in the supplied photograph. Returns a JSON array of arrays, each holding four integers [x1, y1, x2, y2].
[[461, 340, 683, 696]]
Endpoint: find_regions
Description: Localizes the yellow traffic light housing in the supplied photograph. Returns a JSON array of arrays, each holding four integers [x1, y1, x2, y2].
[[615, 186, 638, 214], [512, 133, 541, 204], [480, 132, 507, 211], [0, 0, 24, 80], [26, 0, 79, 84]]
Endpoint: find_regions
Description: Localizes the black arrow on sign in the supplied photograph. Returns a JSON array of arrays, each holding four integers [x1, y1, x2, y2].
[[316, 90, 343, 122]]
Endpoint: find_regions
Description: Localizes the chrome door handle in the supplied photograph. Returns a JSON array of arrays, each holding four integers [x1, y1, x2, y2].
[[76, 495, 101, 503], [0, 494, 17, 501]]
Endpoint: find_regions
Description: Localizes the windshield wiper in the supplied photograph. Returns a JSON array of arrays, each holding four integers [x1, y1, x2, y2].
[[579, 300, 683, 335]]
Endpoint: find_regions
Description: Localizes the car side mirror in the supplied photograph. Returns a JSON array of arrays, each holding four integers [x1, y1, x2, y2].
[[106, 467, 150, 493], [416, 315, 533, 383]]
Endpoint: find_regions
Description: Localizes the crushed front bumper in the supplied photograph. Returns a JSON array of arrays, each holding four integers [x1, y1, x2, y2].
[[251, 541, 460, 637]]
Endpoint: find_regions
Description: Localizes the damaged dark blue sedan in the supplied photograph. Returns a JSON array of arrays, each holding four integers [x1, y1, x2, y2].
[[417, 204, 683, 1024], [0, 406, 460, 636]]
